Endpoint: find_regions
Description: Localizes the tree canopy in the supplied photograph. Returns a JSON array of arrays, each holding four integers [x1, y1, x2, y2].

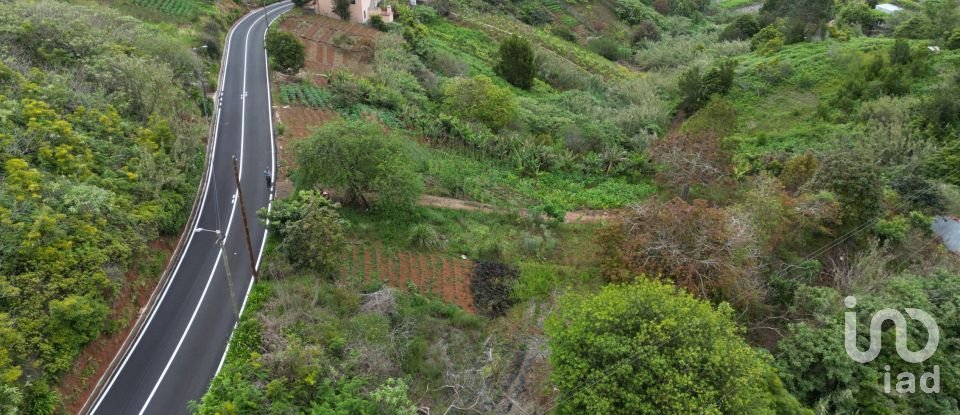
[[266, 30, 305, 74], [495, 35, 536, 90], [294, 119, 423, 210], [258, 191, 347, 275], [442, 75, 518, 131], [546, 279, 811, 415]]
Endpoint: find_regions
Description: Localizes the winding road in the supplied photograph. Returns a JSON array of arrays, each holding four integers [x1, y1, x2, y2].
[[86, 2, 292, 413]]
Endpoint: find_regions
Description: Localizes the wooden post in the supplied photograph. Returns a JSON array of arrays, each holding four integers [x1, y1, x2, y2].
[[232, 156, 260, 281]]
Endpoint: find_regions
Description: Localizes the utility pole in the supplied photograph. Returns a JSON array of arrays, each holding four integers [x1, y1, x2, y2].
[[195, 228, 239, 318], [232, 156, 260, 281], [262, 0, 269, 28]]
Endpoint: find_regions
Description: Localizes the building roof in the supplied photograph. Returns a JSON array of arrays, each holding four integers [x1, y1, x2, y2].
[[875, 3, 903, 14]]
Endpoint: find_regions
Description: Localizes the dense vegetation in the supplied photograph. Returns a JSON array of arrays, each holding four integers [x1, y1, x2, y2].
[[0, 0, 238, 411], [0, 0, 941, 412], [197, 0, 960, 412]]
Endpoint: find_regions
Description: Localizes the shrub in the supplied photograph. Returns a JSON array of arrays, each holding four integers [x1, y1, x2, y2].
[[677, 59, 735, 114], [948, 29, 960, 50], [535, 51, 595, 90], [631, 21, 660, 44], [780, 151, 818, 191], [838, 1, 881, 28], [429, 50, 468, 77], [407, 223, 444, 250], [894, 15, 935, 39], [470, 261, 519, 317], [519, 2, 552, 26], [751, 25, 785, 55], [614, 0, 661, 25], [370, 15, 388, 31], [258, 191, 347, 275], [720, 13, 761, 41], [546, 279, 811, 415], [587, 36, 626, 61], [442, 75, 518, 131], [873, 216, 908, 242], [413, 5, 439, 23], [265, 30, 305, 74], [811, 154, 882, 233], [495, 34, 536, 89]]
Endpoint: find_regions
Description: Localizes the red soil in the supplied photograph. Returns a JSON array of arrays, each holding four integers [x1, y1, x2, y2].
[[280, 13, 380, 75], [342, 243, 476, 313]]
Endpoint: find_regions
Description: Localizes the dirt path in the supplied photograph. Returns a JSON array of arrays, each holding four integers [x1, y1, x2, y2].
[[418, 194, 622, 224]]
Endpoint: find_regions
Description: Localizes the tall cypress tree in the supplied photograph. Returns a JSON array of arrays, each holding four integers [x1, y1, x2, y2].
[[495, 34, 536, 90]]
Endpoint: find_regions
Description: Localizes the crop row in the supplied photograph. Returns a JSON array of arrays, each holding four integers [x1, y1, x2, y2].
[[279, 83, 332, 108]]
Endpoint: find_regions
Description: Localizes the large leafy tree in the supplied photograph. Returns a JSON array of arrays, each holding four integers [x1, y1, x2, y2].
[[295, 119, 423, 210], [546, 279, 811, 415], [761, 0, 835, 28], [495, 35, 536, 90]]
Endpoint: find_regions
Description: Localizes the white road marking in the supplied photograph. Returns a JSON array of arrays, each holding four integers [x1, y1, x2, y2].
[[86, 5, 268, 413], [87, 3, 291, 414], [134, 8, 273, 413], [213, 3, 288, 378]]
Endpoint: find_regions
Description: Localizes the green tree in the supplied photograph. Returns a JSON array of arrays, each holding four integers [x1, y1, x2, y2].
[[720, 13, 761, 41], [546, 279, 810, 415], [894, 15, 935, 39], [334, 0, 351, 20], [442, 75, 518, 131], [614, 0, 661, 25], [265, 30, 305, 74], [677, 66, 705, 114], [926, 139, 960, 186], [495, 35, 536, 90], [751, 25, 785, 55], [838, 1, 881, 28], [776, 274, 960, 414], [761, 0, 835, 28], [812, 154, 882, 232], [259, 191, 347, 275], [947, 28, 960, 50], [295, 119, 423, 210]]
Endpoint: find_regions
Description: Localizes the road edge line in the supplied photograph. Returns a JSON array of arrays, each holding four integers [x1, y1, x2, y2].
[[76, 5, 284, 414], [211, 2, 288, 380]]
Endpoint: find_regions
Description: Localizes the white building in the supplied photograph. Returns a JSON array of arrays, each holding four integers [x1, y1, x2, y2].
[[875, 3, 903, 14]]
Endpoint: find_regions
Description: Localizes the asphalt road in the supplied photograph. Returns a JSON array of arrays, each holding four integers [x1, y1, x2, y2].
[[88, 3, 292, 414]]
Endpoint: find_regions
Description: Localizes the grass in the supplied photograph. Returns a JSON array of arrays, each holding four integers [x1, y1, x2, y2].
[[715, 0, 760, 10], [409, 142, 655, 211], [128, 0, 213, 18], [724, 37, 950, 168]]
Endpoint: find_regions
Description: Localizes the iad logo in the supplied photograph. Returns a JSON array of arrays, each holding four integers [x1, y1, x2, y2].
[[843, 296, 941, 394]]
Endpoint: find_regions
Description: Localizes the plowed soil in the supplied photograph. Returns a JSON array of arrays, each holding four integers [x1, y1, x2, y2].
[[341, 242, 476, 313]]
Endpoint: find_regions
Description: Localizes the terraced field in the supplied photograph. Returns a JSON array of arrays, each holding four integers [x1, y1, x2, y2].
[[340, 242, 476, 313]]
